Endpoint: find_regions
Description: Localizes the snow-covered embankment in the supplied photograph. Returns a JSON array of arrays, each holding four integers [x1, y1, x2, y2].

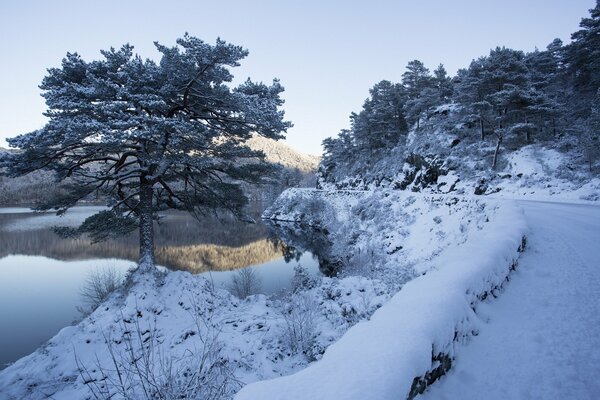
[[237, 189, 527, 400]]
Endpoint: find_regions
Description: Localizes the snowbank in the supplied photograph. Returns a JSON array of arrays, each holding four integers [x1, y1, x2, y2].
[[237, 194, 526, 400]]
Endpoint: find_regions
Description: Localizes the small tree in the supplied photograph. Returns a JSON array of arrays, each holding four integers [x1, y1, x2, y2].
[[1, 34, 291, 269]]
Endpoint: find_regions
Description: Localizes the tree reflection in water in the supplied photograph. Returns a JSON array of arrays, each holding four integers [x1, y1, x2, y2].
[[264, 220, 342, 277], [0, 209, 307, 273]]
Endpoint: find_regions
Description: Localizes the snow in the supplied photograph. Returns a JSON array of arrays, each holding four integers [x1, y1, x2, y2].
[[0, 188, 514, 399], [235, 195, 526, 400], [464, 145, 600, 203], [5, 183, 599, 400], [419, 200, 600, 400], [504, 145, 563, 176]]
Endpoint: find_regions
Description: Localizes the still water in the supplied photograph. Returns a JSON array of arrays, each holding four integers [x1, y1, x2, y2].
[[0, 207, 319, 369]]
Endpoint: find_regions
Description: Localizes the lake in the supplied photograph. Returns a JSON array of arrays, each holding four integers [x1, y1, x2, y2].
[[0, 206, 319, 369]]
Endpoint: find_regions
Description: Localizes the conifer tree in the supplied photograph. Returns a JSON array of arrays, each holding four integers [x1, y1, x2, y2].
[[584, 90, 600, 170], [402, 60, 434, 128], [0, 35, 291, 269], [564, 0, 600, 117], [433, 64, 453, 102]]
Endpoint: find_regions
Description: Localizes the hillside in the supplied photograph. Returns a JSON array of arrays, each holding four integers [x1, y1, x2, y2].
[[347, 106, 600, 201], [318, 7, 600, 199], [318, 102, 600, 202], [0, 138, 318, 207], [247, 135, 320, 173]]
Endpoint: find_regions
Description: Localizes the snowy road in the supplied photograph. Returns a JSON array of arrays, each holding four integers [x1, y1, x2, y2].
[[420, 200, 600, 400]]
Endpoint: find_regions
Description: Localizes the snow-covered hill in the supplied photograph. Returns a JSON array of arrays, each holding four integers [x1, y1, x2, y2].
[[319, 107, 600, 203]]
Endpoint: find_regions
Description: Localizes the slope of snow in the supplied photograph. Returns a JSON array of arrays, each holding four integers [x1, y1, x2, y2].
[[235, 198, 526, 400], [485, 145, 600, 202], [419, 200, 600, 400]]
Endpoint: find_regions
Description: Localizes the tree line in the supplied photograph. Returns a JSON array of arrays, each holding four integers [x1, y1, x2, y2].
[[320, 1, 600, 184]]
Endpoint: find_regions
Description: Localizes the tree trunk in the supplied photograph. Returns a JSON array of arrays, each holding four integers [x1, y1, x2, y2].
[[492, 134, 502, 170], [138, 178, 155, 269], [480, 117, 484, 141]]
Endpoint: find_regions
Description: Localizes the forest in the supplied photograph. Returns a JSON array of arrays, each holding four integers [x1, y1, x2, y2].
[[320, 2, 600, 189]]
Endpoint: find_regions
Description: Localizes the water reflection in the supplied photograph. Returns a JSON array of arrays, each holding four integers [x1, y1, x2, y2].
[[264, 220, 343, 277], [0, 256, 134, 370], [0, 208, 289, 272], [0, 207, 322, 370]]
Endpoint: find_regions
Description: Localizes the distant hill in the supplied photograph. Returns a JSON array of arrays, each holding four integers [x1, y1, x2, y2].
[[0, 138, 318, 207], [246, 135, 320, 172]]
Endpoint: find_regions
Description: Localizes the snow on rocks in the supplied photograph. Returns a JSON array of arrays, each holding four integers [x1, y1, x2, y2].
[[454, 145, 600, 203]]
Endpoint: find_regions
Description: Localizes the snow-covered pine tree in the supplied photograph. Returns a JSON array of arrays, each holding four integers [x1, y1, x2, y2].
[[402, 60, 434, 129], [320, 130, 356, 184], [0, 34, 291, 269], [433, 64, 453, 102], [584, 90, 600, 171], [524, 42, 564, 140], [563, 0, 600, 118], [352, 80, 408, 152], [318, 80, 408, 186]]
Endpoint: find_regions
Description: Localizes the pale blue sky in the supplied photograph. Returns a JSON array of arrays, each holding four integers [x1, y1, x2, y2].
[[0, 0, 593, 155]]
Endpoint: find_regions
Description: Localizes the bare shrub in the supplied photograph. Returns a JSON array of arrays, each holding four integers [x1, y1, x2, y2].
[[76, 307, 240, 400], [279, 293, 319, 359], [228, 267, 261, 298], [79, 266, 123, 313]]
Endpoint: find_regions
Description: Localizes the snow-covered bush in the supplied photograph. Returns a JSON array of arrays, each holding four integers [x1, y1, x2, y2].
[[77, 300, 240, 400], [228, 268, 261, 299], [78, 266, 124, 314], [278, 293, 319, 360], [291, 265, 319, 292]]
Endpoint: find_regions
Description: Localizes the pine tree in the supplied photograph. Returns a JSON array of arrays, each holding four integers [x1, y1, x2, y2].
[[564, 0, 600, 117], [525, 41, 564, 139], [0, 34, 291, 269], [433, 64, 453, 101], [402, 60, 434, 128], [584, 90, 600, 171], [352, 81, 408, 152], [402, 60, 433, 99], [320, 130, 355, 183]]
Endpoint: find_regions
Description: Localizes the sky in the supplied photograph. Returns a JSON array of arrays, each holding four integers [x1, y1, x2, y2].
[[0, 0, 594, 156]]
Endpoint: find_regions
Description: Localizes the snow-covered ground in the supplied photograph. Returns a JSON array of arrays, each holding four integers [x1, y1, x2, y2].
[[485, 146, 600, 202], [236, 194, 526, 400], [419, 200, 600, 400], [1, 186, 597, 400], [0, 189, 516, 399]]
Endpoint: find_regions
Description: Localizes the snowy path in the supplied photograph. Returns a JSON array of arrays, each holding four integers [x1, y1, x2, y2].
[[420, 200, 600, 400]]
